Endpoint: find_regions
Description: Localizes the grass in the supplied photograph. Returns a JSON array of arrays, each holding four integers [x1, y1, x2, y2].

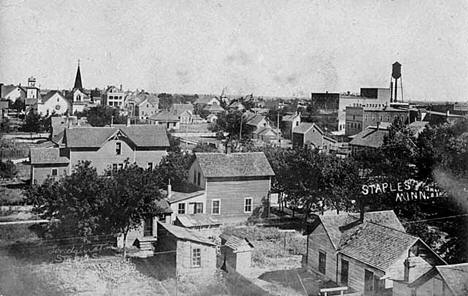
[[0, 186, 27, 205], [222, 225, 307, 268]]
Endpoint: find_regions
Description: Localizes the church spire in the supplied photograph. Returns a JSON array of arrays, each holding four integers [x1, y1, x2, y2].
[[73, 59, 83, 90]]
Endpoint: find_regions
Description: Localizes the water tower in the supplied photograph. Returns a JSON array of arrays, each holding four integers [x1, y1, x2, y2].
[[391, 62, 401, 102]]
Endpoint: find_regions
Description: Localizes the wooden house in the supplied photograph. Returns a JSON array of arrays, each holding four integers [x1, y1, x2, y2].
[[393, 263, 468, 296], [292, 122, 337, 152], [306, 210, 445, 296], [220, 233, 254, 276], [188, 152, 274, 223], [156, 221, 217, 278]]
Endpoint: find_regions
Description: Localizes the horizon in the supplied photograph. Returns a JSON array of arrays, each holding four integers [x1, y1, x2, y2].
[[1, 0, 467, 101]]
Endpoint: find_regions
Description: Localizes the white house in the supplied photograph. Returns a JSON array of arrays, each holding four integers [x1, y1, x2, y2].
[[37, 91, 71, 116]]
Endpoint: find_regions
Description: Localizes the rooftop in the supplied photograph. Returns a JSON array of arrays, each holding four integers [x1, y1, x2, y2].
[[195, 152, 275, 178], [158, 222, 215, 246], [175, 214, 221, 228], [30, 147, 69, 165]]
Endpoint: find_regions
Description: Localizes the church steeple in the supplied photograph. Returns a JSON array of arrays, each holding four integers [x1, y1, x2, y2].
[[73, 59, 83, 90]]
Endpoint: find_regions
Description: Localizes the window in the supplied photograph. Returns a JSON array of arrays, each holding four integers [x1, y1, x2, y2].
[[197, 172, 201, 186], [147, 162, 153, 170], [193, 202, 203, 214], [212, 200, 220, 215], [116, 142, 122, 155], [244, 198, 252, 213], [51, 168, 58, 176], [341, 259, 349, 286], [193, 171, 197, 184], [318, 251, 326, 274], [178, 203, 186, 214], [192, 248, 201, 267]]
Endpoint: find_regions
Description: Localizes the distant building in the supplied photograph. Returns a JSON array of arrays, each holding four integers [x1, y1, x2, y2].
[[148, 110, 180, 129], [345, 106, 410, 136], [311, 92, 340, 112], [0, 84, 26, 102], [30, 125, 170, 184], [37, 91, 71, 116], [24, 77, 40, 100], [338, 88, 392, 132], [306, 210, 446, 296], [135, 95, 159, 120], [349, 123, 391, 155], [203, 103, 225, 114], [281, 112, 301, 139], [292, 122, 337, 152], [104, 85, 125, 108]]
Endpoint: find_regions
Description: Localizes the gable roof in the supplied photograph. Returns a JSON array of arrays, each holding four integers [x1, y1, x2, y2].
[[245, 114, 266, 127], [339, 222, 418, 271], [175, 214, 221, 228], [349, 126, 390, 148], [1, 84, 24, 98], [30, 147, 69, 165], [203, 103, 224, 112], [220, 233, 254, 252], [64, 125, 169, 148], [149, 110, 179, 122], [293, 122, 318, 134], [317, 210, 405, 250], [436, 264, 468, 296], [40, 91, 67, 104], [282, 113, 300, 122], [158, 222, 215, 246], [195, 152, 275, 178]]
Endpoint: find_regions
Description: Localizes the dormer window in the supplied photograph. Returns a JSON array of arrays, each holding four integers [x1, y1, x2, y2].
[[116, 142, 122, 155]]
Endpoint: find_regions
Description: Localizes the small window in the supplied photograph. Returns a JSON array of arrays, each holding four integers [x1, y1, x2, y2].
[[193, 171, 197, 184], [244, 198, 252, 213], [194, 202, 203, 214], [212, 200, 220, 215], [116, 142, 122, 155], [51, 169, 58, 176], [197, 172, 201, 186], [192, 248, 201, 267], [178, 203, 186, 214], [319, 251, 326, 274], [147, 162, 153, 170]]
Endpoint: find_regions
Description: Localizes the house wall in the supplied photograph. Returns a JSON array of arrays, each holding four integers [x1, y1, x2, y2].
[[31, 164, 69, 185], [292, 132, 305, 148], [363, 110, 409, 129], [38, 94, 70, 116], [338, 253, 385, 294], [205, 177, 270, 220], [393, 281, 413, 296], [236, 251, 252, 276], [303, 126, 325, 149], [415, 275, 452, 296], [176, 240, 216, 277], [137, 101, 158, 119], [4, 87, 25, 102], [307, 223, 337, 281], [69, 140, 167, 174], [169, 193, 207, 220], [345, 107, 364, 136], [188, 160, 206, 189]]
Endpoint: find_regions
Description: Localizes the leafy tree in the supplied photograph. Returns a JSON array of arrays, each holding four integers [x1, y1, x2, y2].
[[10, 98, 25, 113], [106, 163, 165, 258], [21, 110, 41, 132], [27, 162, 111, 240], [156, 151, 194, 191], [0, 160, 17, 179], [77, 105, 127, 127], [211, 110, 254, 142], [157, 93, 174, 110]]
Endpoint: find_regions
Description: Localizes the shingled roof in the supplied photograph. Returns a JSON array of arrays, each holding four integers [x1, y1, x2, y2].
[[30, 148, 69, 165], [339, 222, 418, 271], [64, 125, 169, 148], [317, 210, 405, 249], [293, 122, 323, 134], [349, 126, 390, 149], [195, 152, 275, 178], [158, 222, 215, 246], [410, 264, 468, 295]]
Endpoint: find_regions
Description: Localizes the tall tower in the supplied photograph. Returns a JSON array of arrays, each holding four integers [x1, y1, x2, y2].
[[73, 59, 83, 90], [391, 62, 401, 103]]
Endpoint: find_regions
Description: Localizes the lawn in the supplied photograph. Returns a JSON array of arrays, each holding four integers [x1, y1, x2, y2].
[[222, 225, 306, 268]]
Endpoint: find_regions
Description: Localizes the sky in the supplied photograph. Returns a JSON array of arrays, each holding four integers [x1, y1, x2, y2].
[[1, 0, 467, 101]]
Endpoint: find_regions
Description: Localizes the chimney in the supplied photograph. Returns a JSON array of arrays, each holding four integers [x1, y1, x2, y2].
[[167, 180, 172, 198], [404, 256, 417, 282], [120, 84, 123, 91]]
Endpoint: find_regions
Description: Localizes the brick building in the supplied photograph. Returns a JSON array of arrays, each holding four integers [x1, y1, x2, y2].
[[345, 106, 410, 136]]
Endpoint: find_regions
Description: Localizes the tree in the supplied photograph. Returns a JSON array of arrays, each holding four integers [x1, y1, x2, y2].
[[0, 160, 17, 179], [27, 162, 111, 240], [156, 151, 194, 191], [210, 110, 254, 145], [78, 105, 127, 127], [157, 93, 174, 110], [106, 163, 165, 258], [22, 110, 41, 132]]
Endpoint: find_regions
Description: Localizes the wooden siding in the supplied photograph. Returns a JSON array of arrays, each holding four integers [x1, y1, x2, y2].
[[338, 253, 385, 294], [176, 240, 216, 277], [69, 139, 167, 173], [31, 164, 69, 184], [188, 159, 206, 189], [307, 223, 337, 281], [205, 178, 270, 219]]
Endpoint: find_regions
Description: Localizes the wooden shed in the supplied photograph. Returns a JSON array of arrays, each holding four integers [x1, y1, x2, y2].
[[220, 233, 254, 276]]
